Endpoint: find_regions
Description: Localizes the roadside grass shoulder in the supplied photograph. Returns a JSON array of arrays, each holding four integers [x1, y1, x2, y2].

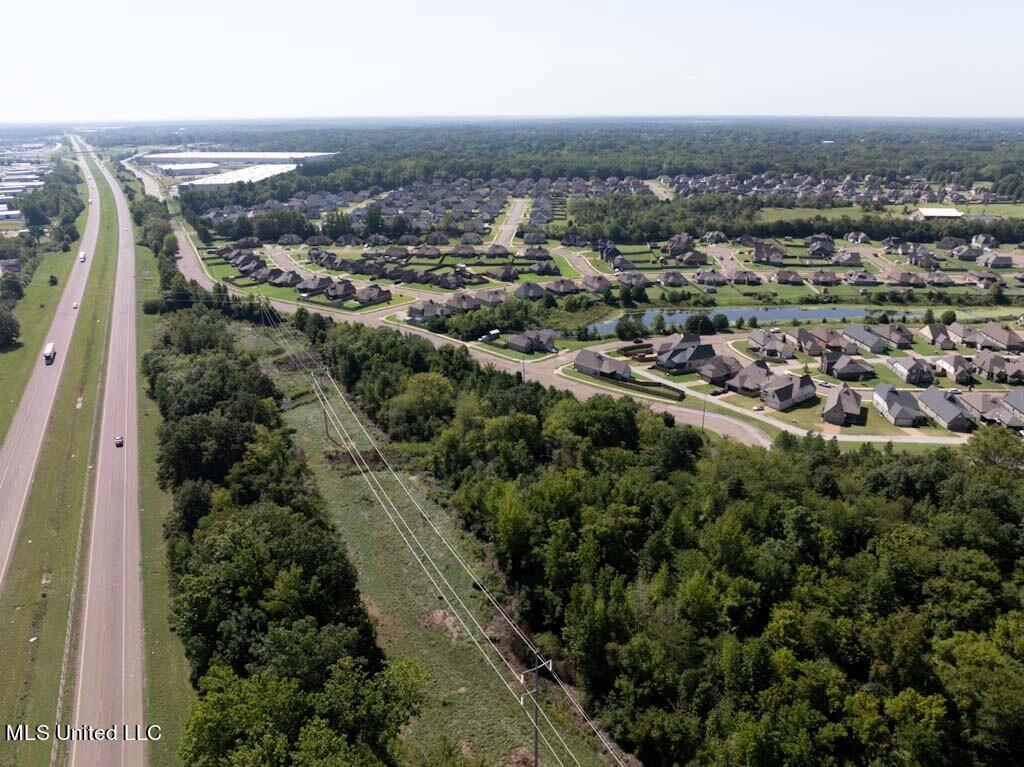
[[0, 155, 117, 767], [134, 238, 194, 767]]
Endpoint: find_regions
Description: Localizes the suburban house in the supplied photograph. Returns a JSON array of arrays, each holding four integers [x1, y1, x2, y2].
[[574, 349, 631, 381], [354, 285, 392, 305], [966, 271, 1002, 289], [972, 233, 998, 250], [978, 252, 1013, 269], [269, 270, 302, 287], [514, 283, 547, 300], [842, 324, 887, 354], [809, 270, 840, 286], [747, 330, 795, 360], [918, 323, 956, 350], [947, 322, 993, 349], [886, 357, 934, 386], [934, 354, 973, 385], [447, 292, 481, 313], [832, 250, 863, 267], [487, 265, 519, 281], [753, 241, 785, 265], [676, 251, 708, 267], [807, 326, 859, 355], [545, 278, 578, 296], [876, 324, 914, 349], [726, 359, 774, 396], [408, 298, 452, 322], [926, 271, 955, 288], [784, 328, 823, 356], [761, 374, 817, 412], [694, 270, 727, 286], [820, 351, 874, 380], [660, 270, 689, 287], [959, 392, 1024, 430], [977, 322, 1023, 351], [656, 340, 717, 374], [697, 355, 742, 386], [845, 270, 880, 286], [917, 386, 974, 431], [845, 231, 870, 244], [581, 274, 611, 292], [295, 275, 333, 296], [1001, 390, 1024, 422], [774, 269, 803, 285], [477, 288, 508, 308], [873, 384, 926, 426], [323, 279, 356, 305], [251, 266, 283, 284], [821, 383, 863, 426], [506, 329, 557, 354], [617, 272, 650, 287]]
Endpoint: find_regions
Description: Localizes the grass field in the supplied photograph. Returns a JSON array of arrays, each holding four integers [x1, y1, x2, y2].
[[134, 228, 195, 767], [257, 339, 609, 766], [0, 180, 89, 444], [0, 154, 118, 767]]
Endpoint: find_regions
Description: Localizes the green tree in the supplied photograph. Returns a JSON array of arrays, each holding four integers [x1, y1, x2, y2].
[[0, 307, 20, 348]]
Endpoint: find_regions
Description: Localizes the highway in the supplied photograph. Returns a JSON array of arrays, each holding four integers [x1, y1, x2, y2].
[[68, 143, 145, 767], [0, 136, 102, 588]]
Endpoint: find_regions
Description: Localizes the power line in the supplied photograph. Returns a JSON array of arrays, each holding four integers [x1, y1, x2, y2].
[[257, 300, 580, 767], [260, 299, 625, 767]]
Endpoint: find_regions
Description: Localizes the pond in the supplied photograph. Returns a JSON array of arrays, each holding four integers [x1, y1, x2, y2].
[[586, 305, 923, 335]]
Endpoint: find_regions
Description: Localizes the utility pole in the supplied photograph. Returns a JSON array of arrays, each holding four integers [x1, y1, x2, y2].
[[701, 393, 707, 433], [520, 659, 552, 767]]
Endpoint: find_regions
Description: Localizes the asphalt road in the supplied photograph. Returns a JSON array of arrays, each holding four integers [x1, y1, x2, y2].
[[68, 144, 145, 767], [0, 136, 102, 588]]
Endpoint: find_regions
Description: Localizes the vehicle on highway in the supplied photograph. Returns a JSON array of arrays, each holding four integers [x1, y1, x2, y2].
[[72, 302, 78, 309], [114, 435, 124, 448], [79, 251, 86, 262], [43, 342, 56, 365]]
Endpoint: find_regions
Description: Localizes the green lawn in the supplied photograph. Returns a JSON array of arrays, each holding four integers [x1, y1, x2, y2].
[[262, 346, 608, 766], [0, 179, 89, 444], [0, 153, 118, 767], [756, 206, 876, 223]]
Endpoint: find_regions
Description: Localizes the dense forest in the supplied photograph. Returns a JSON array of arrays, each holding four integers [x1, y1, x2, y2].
[[274, 318, 1024, 767], [141, 308, 430, 766], [93, 119, 1024, 214], [558, 194, 1024, 245]]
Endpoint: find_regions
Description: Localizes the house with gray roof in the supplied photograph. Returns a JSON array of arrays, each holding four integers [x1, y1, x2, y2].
[[514, 282, 547, 300], [581, 274, 611, 292], [820, 351, 874, 381], [656, 340, 717, 374], [761, 374, 817, 412], [726, 360, 774, 396], [873, 384, 925, 426], [842, 324, 887, 354], [934, 354, 973, 385], [697, 355, 742, 386], [886, 357, 934, 386], [917, 386, 974, 432]]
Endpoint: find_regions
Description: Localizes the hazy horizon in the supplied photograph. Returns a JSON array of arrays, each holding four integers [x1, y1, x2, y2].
[[4, 0, 1024, 123]]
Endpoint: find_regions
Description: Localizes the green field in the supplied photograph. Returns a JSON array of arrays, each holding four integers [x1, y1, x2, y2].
[[0, 154, 118, 767], [0, 179, 89, 444], [257, 336, 608, 766]]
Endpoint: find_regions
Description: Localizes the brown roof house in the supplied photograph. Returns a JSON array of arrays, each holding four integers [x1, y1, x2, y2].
[[697, 355, 742, 386], [821, 383, 863, 426], [574, 349, 631, 381], [820, 352, 874, 381], [506, 330, 557, 355]]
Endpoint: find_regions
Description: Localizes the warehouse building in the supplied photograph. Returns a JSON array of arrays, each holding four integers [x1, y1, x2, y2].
[[155, 162, 220, 177], [177, 164, 299, 190], [138, 151, 334, 165]]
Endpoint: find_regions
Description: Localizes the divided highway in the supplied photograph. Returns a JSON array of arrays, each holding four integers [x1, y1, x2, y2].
[[0, 136, 101, 587], [68, 144, 146, 767]]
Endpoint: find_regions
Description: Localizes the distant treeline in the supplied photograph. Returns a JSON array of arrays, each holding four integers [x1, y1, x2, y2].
[[559, 194, 1024, 245], [93, 119, 1024, 215], [15, 160, 84, 248]]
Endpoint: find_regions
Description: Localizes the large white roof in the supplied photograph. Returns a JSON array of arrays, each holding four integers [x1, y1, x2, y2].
[[178, 164, 298, 188], [142, 151, 334, 163], [916, 207, 963, 218]]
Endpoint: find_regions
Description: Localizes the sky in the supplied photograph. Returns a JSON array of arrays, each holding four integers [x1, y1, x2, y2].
[[4, 0, 1024, 122]]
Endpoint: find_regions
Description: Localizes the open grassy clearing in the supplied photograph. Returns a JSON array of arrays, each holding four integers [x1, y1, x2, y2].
[[251, 334, 609, 766], [0, 181, 89, 444], [0, 154, 118, 767]]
